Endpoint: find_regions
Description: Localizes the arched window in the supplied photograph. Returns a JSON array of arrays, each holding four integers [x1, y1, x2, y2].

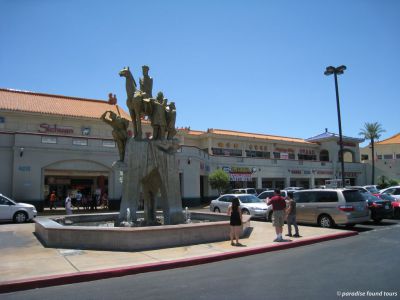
[[320, 150, 330, 162], [338, 150, 355, 163]]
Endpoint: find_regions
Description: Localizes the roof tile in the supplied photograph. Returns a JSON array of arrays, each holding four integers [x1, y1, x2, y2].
[[0, 88, 131, 120]]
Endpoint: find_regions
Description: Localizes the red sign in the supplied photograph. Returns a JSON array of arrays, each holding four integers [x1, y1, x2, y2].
[[39, 124, 73, 134]]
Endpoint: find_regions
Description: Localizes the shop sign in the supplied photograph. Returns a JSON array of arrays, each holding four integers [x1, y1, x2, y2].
[[230, 173, 252, 182], [339, 171, 360, 178], [299, 149, 315, 155], [280, 153, 289, 160], [230, 166, 255, 174], [39, 124, 74, 135]]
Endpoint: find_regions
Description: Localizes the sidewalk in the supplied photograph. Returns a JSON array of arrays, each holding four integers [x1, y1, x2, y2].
[[0, 214, 357, 293]]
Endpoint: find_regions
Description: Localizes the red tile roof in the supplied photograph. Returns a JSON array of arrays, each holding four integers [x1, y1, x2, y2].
[[0, 88, 131, 120], [376, 133, 400, 145], [207, 129, 313, 144]]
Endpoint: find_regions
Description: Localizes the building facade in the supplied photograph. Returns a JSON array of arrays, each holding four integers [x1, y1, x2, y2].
[[360, 133, 400, 184], [0, 88, 367, 209]]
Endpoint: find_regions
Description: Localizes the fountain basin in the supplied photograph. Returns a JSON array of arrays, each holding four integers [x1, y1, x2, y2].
[[35, 212, 251, 251]]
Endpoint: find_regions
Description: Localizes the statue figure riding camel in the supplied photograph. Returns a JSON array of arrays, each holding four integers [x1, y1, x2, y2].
[[118, 65, 177, 141]]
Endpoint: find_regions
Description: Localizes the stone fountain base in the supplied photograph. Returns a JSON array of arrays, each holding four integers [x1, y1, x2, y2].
[[35, 212, 251, 252]]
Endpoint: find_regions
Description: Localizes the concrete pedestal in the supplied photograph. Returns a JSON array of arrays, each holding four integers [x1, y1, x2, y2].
[[119, 139, 184, 225]]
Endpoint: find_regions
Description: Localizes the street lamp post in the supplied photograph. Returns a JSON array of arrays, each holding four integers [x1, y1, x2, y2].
[[324, 65, 346, 187]]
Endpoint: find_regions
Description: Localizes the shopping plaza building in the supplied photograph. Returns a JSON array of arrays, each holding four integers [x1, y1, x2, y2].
[[360, 133, 400, 182], [0, 88, 368, 209]]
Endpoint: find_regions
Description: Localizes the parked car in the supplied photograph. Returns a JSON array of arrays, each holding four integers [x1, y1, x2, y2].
[[363, 185, 380, 194], [379, 186, 400, 201], [257, 190, 295, 221], [230, 188, 258, 196], [258, 190, 295, 200], [257, 190, 276, 200], [210, 194, 268, 219], [374, 193, 400, 218], [347, 186, 371, 194], [0, 193, 37, 223], [293, 189, 370, 228], [361, 192, 393, 222], [283, 187, 304, 191]]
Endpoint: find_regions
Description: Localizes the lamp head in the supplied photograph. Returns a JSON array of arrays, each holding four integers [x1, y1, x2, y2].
[[324, 66, 335, 76]]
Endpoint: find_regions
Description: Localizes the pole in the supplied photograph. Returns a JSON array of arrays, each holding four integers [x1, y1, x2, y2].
[[333, 72, 346, 187]]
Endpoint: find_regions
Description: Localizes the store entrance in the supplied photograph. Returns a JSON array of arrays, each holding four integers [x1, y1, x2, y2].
[[44, 175, 108, 208]]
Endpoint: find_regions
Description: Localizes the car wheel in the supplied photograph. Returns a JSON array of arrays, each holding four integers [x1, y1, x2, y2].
[[268, 211, 273, 222], [213, 207, 220, 213], [242, 209, 250, 215], [13, 211, 28, 223], [318, 214, 334, 228], [373, 218, 382, 223]]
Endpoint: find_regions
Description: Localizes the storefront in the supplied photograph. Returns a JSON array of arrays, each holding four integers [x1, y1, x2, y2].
[[0, 88, 368, 208]]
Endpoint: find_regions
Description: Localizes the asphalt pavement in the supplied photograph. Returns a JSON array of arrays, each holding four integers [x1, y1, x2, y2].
[[2, 208, 395, 295], [2, 219, 399, 300]]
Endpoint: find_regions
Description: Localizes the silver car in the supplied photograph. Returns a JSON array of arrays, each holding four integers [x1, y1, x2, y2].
[[379, 186, 400, 201], [210, 193, 268, 219], [0, 193, 37, 223], [293, 189, 369, 228]]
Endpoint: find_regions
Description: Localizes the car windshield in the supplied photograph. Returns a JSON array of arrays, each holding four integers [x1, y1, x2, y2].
[[343, 190, 365, 202], [379, 194, 395, 201], [361, 193, 380, 201], [365, 186, 380, 193], [0, 194, 16, 205], [238, 195, 263, 203]]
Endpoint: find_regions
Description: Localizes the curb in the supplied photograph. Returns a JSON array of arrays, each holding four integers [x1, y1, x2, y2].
[[0, 231, 357, 294]]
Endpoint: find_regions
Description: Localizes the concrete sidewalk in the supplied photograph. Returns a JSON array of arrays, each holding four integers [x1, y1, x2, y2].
[[0, 216, 357, 293]]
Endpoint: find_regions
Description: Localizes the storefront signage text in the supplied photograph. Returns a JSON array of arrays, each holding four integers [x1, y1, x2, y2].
[[39, 124, 74, 135], [299, 149, 315, 155], [222, 166, 255, 174]]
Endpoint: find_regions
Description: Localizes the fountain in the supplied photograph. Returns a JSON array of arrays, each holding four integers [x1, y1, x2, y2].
[[34, 65, 251, 251]]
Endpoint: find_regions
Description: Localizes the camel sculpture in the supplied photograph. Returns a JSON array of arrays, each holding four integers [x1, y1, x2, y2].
[[118, 67, 151, 140]]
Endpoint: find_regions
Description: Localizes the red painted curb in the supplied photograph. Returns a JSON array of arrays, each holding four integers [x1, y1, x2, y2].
[[0, 231, 357, 294]]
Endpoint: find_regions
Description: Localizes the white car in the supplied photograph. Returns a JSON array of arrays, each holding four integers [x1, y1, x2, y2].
[[362, 185, 380, 194], [0, 193, 37, 223], [379, 186, 400, 201], [210, 193, 269, 219]]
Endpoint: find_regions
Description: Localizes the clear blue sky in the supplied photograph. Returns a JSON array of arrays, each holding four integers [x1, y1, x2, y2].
[[1, 0, 399, 146]]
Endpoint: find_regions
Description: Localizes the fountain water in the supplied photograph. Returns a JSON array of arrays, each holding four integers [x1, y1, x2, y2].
[[120, 208, 133, 227], [185, 207, 191, 224]]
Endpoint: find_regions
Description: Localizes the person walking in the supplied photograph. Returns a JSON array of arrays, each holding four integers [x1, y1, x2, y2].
[[286, 193, 300, 237], [65, 193, 73, 215], [267, 189, 286, 242], [227, 197, 243, 246], [49, 191, 57, 210]]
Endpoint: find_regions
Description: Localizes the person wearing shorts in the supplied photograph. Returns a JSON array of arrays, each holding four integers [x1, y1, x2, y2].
[[267, 189, 286, 242]]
